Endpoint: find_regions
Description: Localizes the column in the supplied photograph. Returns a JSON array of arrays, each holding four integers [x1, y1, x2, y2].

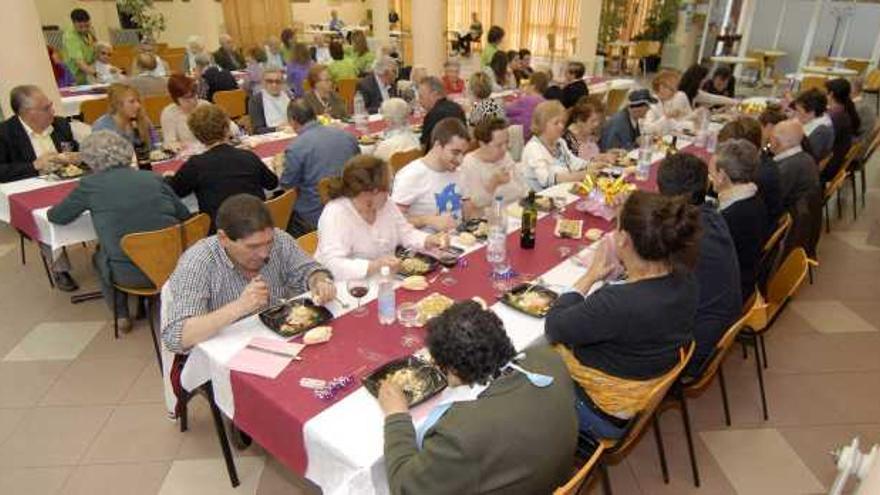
[[697, 0, 717, 63], [371, 0, 391, 47], [799, 0, 826, 70], [772, 0, 789, 50], [733, 0, 755, 78], [870, 23, 880, 71], [411, 0, 446, 75], [574, 0, 602, 74], [0, 0, 60, 117]]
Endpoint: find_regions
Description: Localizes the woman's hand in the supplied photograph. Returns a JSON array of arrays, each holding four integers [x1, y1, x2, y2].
[[574, 237, 615, 293], [308, 272, 337, 305], [378, 380, 409, 416]]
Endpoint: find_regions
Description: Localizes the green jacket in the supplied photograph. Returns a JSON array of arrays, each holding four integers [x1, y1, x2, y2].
[[481, 43, 499, 67], [384, 346, 578, 495], [47, 167, 191, 282], [62, 28, 95, 85], [328, 58, 360, 82]]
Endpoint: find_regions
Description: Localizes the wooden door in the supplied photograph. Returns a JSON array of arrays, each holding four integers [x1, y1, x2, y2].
[[222, 0, 292, 51]]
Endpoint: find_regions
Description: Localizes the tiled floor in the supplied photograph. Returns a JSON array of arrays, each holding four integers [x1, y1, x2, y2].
[[1, 70, 879, 493]]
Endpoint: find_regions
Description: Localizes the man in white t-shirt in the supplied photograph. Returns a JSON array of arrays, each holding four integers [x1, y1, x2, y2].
[[392, 117, 474, 231]]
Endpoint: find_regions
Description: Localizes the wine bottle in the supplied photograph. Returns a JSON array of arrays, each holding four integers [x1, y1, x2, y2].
[[520, 191, 537, 249]]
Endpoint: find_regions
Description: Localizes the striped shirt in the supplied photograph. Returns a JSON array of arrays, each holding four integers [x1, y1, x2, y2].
[[161, 229, 328, 354]]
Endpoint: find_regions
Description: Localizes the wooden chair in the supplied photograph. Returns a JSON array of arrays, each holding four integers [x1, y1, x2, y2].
[[143, 94, 173, 129], [739, 247, 810, 420], [758, 212, 793, 293], [337, 78, 358, 114], [80, 98, 109, 124], [109, 53, 133, 75], [863, 69, 880, 114], [389, 148, 422, 175], [656, 297, 761, 487], [118, 213, 210, 368], [296, 231, 318, 256], [317, 177, 335, 205], [265, 189, 297, 231], [213, 89, 248, 120], [593, 342, 695, 493], [821, 142, 860, 232], [801, 76, 827, 93], [605, 88, 628, 114], [844, 59, 870, 75], [164, 52, 186, 75], [554, 443, 606, 495], [812, 55, 832, 67]]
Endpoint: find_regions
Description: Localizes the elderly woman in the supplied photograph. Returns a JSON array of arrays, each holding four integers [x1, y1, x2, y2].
[[467, 72, 506, 127], [373, 98, 420, 162], [379, 301, 577, 494], [460, 118, 529, 213], [822, 78, 861, 183], [91, 41, 122, 84], [545, 191, 699, 439], [286, 42, 313, 97], [505, 71, 548, 141], [92, 83, 157, 152], [302, 64, 349, 120], [167, 104, 278, 228], [644, 70, 695, 135], [248, 66, 293, 134], [793, 88, 835, 163], [47, 131, 190, 332], [563, 98, 609, 161], [316, 155, 446, 280], [327, 40, 358, 82], [521, 100, 593, 191], [160, 74, 239, 150], [442, 60, 465, 95]]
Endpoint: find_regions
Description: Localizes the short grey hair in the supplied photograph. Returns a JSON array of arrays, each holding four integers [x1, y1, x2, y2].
[[186, 35, 203, 50], [194, 53, 212, 68], [715, 139, 759, 183], [420, 76, 445, 96], [9, 85, 41, 115], [80, 131, 134, 172], [95, 41, 112, 52], [263, 65, 285, 77], [380, 98, 410, 127], [373, 55, 398, 75]]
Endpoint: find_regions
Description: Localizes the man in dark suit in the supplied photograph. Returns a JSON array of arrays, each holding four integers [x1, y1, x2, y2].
[[356, 56, 399, 114], [417, 76, 466, 151], [212, 34, 245, 72], [544, 61, 589, 109], [194, 54, 238, 102], [0, 85, 80, 290]]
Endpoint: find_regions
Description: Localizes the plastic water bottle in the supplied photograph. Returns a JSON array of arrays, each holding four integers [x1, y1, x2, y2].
[[636, 135, 652, 182], [486, 196, 509, 274], [377, 266, 396, 325], [353, 91, 368, 133]]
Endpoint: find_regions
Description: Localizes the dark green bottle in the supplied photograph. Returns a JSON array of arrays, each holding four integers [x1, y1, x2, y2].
[[520, 191, 537, 249]]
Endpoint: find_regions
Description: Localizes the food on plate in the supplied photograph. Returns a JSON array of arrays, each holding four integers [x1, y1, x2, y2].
[[511, 290, 554, 314], [402, 275, 429, 291], [281, 305, 317, 333], [400, 256, 431, 275], [417, 292, 454, 323], [555, 219, 583, 239], [303, 325, 332, 345], [473, 221, 488, 237], [58, 164, 83, 178], [456, 232, 478, 246], [358, 133, 381, 145], [586, 228, 603, 242], [386, 367, 428, 398]]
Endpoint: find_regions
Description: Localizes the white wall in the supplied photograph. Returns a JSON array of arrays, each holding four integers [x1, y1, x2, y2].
[[290, 0, 367, 28], [749, 0, 880, 74]]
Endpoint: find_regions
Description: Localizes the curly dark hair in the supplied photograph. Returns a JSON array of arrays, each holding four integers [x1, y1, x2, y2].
[[657, 153, 709, 206], [426, 301, 516, 385]]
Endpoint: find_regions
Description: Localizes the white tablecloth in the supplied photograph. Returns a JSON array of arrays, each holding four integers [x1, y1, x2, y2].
[[169, 182, 599, 494]]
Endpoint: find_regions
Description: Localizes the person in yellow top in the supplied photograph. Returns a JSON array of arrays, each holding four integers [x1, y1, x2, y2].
[[480, 26, 504, 67], [327, 41, 359, 82], [62, 9, 97, 85]]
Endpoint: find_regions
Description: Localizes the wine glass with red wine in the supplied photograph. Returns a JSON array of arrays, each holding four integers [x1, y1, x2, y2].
[[347, 279, 369, 317]]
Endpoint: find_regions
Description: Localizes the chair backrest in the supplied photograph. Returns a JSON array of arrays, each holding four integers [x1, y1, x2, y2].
[[817, 154, 832, 173], [865, 69, 880, 91], [605, 342, 695, 457], [265, 189, 297, 230], [164, 52, 186, 75], [812, 56, 831, 67], [213, 89, 247, 119], [109, 53, 133, 74], [143, 94, 173, 128], [80, 98, 109, 124], [389, 148, 423, 176], [686, 297, 759, 391], [844, 59, 870, 75], [297, 231, 318, 256], [801, 76, 827, 93], [824, 165, 849, 198], [120, 213, 210, 288], [553, 443, 606, 495], [766, 247, 809, 318], [337, 78, 358, 114], [605, 88, 628, 114], [317, 177, 335, 205], [763, 212, 792, 255]]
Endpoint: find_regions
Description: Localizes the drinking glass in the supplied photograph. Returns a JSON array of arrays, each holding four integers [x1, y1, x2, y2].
[[346, 279, 370, 317]]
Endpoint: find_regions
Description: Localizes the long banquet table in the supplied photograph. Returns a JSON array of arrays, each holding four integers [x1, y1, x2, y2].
[[171, 141, 709, 495]]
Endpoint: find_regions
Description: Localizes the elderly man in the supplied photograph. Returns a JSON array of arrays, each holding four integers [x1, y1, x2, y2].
[[357, 56, 399, 114], [281, 99, 359, 236], [194, 53, 238, 102], [600, 89, 656, 151], [184, 36, 206, 75], [49, 131, 190, 331], [161, 194, 335, 355], [393, 117, 473, 232], [214, 34, 245, 72], [658, 153, 741, 377], [62, 8, 96, 84], [770, 119, 822, 256], [128, 42, 169, 78], [128, 54, 168, 97], [247, 67, 293, 135], [0, 85, 80, 291], [709, 139, 768, 303], [418, 76, 466, 151]]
